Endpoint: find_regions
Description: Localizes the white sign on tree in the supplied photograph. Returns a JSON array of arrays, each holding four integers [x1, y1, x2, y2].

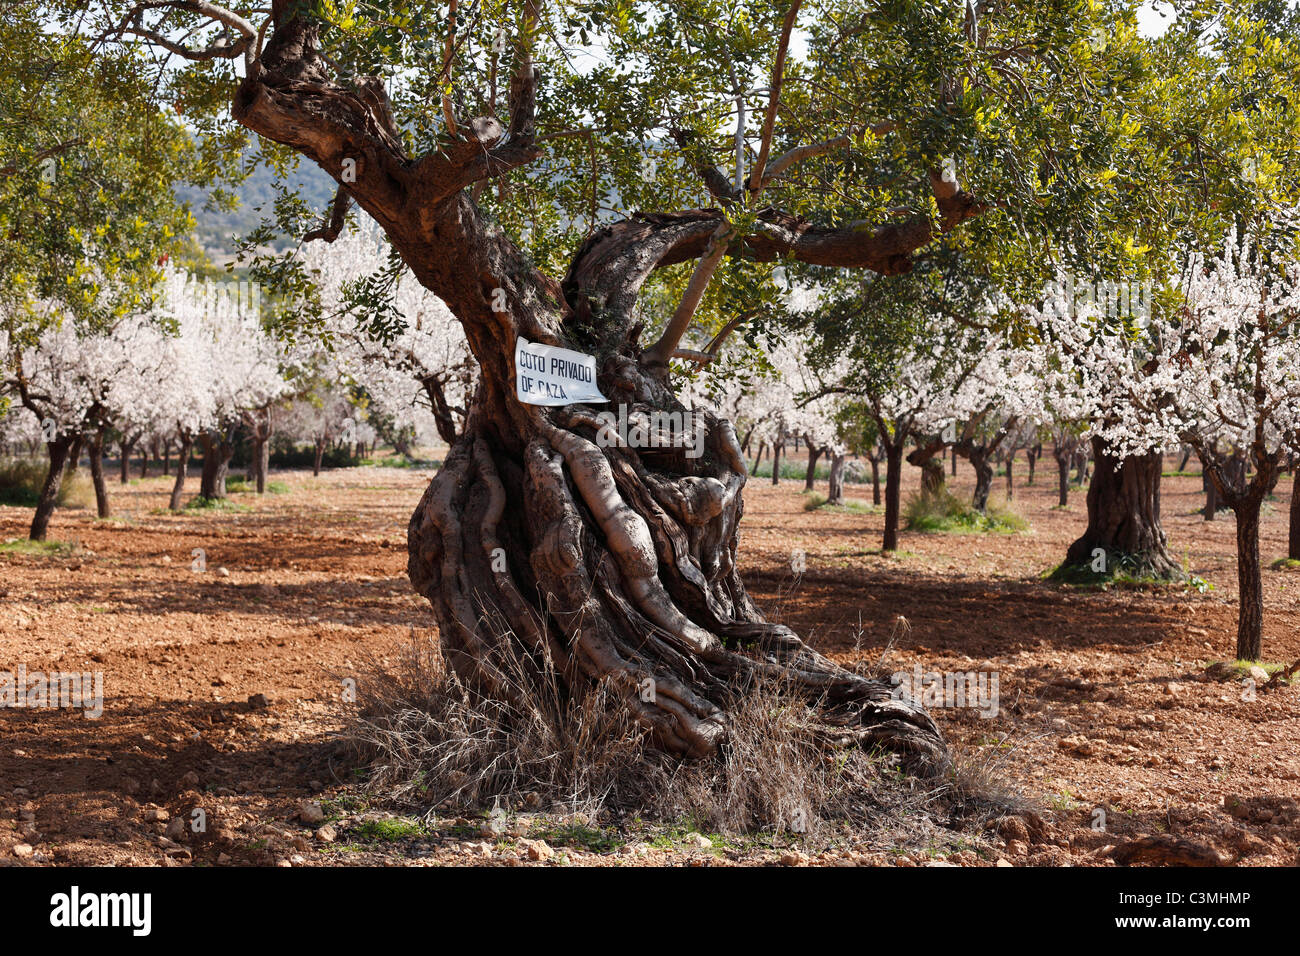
[[514, 337, 609, 406]]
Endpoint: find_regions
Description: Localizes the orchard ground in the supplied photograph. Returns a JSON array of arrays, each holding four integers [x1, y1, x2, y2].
[[2, 452, 1299, 867]]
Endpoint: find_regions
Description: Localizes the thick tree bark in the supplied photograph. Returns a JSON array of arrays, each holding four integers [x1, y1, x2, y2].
[[826, 452, 846, 505], [1203, 469, 1218, 520], [29, 434, 73, 542], [883, 444, 903, 552], [1062, 436, 1180, 579], [199, 431, 233, 499], [1289, 470, 1300, 560], [1233, 498, 1264, 661], [1026, 443, 1039, 485], [1055, 448, 1070, 507], [244, 405, 273, 493], [89, 427, 111, 519], [118, 433, 137, 484], [906, 440, 945, 497], [770, 431, 783, 485], [1004, 452, 1015, 499], [231, 9, 951, 772], [870, 454, 881, 505], [170, 433, 193, 511], [312, 439, 325, 477], [803, 439, 822, 492]]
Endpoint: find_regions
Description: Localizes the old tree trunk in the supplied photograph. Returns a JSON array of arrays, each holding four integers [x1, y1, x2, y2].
[[229, 12, 985, 772], [1202, 449, 1280, 661], [1061, 436, 1181, 580]]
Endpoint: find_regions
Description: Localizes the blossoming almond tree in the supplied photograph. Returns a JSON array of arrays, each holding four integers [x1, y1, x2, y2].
[[906, 337, 1043, 513], [278, 387, 360, 476], [0, 312, 165, 535], [821, 316, 1001, 549], [1037, 228, 1300, 660], [299, 224, 476, 447], [184, 277, 291, 500]]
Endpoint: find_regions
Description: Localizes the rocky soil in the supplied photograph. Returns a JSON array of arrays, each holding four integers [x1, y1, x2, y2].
[[2, 454, 1297, 866]]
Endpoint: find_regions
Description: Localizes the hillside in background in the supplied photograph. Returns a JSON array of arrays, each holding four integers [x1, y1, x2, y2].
[[177, 158, 337, 263]]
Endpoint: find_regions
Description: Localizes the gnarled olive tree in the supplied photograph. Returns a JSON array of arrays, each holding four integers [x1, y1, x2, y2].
[[228, 1, 979, 767], [86, 0, 1151, 773]]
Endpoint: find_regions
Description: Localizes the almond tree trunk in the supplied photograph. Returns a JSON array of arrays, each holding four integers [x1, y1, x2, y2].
[[1055, 447, 1070, 507], [770, 430, 783, 486], [1233, 498, 1264, 661], [955, 416, 1015, 513], [1203, 450, 1279, 661], [90, 427, 111, 518], [1062, 436, 1180, 579], [906, 438, 946, 497], [67, 435, 83, 474], [422, 375, 463, 445], [29, 434, 73, 542], [826, 452, 846, 505], [243, 406, 273, 493], [882, 444, 903, 551], [170, 431, 193, 511], [970, 449, 994, 512], [118, 434, 135, 484], [257, 436, 271, 492], [199, 430, 233, 499], [1289, 469, 1300, 560], [803, 438, 822, 492], [229, 9, 951, 772]]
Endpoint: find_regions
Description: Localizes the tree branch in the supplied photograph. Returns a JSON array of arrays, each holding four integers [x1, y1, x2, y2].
[[669, 311, 755, 367], [440, 0, 459, 137], [643, 220, 732, 369], [670, 128, 741, 203], [0, 139, 84, 177], [565, 199, 983, 339], [761, 122, 895, 185], [303, 186, 352, 243], [747, 0, 802, 196], [113, 1, 258, 64]]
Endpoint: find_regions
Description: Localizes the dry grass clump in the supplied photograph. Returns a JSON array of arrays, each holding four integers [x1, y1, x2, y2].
[[345, 631, 1018, 843]]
